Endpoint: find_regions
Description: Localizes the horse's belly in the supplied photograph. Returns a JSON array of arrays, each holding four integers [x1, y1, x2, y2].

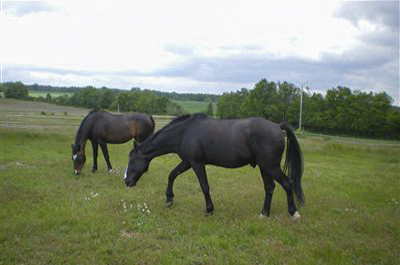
[[205, 152, 252, 168], [95, 126, 133, 144]]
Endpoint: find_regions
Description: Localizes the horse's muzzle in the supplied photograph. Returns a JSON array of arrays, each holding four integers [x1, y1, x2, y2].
[[124, 169, 136, 187], [125, 179, 136, 187]]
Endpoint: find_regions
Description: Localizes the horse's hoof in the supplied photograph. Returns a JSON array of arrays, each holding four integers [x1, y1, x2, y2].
[[165, 200, 174, 208], [260, 210, 270, 217], [291, 211, 301, 221], [92, 169, 97, 173], [204, 210, 214, 216], [259, 212, 270, 219], [108, 169, 113, 173]]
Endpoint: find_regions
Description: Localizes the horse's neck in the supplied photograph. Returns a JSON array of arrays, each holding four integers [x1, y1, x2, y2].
[[75, 117, 92, 151], [143, 125, 185, 159]]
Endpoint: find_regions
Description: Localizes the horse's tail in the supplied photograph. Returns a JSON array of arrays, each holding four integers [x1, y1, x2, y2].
[[280, 121, 304, 207]]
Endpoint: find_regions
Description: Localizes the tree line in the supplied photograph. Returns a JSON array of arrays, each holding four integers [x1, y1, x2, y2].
[[12, 82, 218, 102], [0, 82, 214, 116], [1, 80, 399, 139], [217, 79, 400, 139]]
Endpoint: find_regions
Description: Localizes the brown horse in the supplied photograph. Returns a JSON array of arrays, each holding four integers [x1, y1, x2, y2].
[[71, 110, 155, 175]]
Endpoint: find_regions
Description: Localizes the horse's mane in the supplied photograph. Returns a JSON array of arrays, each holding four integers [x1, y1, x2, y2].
[[157, 113, 207, 133], [136, 113, 208, 153], [73, 110, 99, 148]]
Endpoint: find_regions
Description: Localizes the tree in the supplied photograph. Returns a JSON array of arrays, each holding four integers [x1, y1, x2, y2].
[[99, 88, 114, 109], [205, 101, 214, 116], [46, 93, 52, 102], [217, 88, 248, 119], [239, 79, 279, 121], [166, 101, 186, 116], [385, 107, 400, 139], [4, 82, 28, 99], [276, 81, 299, 121]]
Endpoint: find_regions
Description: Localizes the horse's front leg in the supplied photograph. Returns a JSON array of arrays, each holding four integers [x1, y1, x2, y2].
[[165, 161, 191, 207], [99, 143, 112, 172], [192, 163, 214, 215], [90, 139, 98, 173]]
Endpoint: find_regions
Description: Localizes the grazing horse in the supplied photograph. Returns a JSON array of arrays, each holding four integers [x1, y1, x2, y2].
[[71, 110, 155, 175], [124, 113, 304, 219]]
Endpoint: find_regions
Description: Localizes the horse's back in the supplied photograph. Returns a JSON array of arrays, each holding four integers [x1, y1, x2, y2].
[[89, 111, 154, 144]]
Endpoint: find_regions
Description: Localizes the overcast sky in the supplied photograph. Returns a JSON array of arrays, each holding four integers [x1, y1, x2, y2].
[[1, 0, 399, 104]]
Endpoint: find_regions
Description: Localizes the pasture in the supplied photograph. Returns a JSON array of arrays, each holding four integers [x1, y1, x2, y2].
[[172, 100, 216, 114], [1, 99, 399, 264], [28, 91, 74, 98]]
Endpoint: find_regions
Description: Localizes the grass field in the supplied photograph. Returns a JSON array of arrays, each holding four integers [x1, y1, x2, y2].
[[172, 100, 216, 114], [24, 92, 213, 115], [1, 99, 399, 264], [28, 91, 74, 98]]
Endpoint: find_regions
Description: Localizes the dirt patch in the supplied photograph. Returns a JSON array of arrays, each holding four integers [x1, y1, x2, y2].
[[120, 229, 142, 239]]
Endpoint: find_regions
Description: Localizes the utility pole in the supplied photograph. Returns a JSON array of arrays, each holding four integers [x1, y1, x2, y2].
[[299, 81, 308, 131]]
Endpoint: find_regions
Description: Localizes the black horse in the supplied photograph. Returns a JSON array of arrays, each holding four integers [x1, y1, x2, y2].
[[72, 110, 155, 175], [124, 113, 304, 219]]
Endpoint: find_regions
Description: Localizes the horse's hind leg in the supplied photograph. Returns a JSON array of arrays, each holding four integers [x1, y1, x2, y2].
[[99, 143, 112, 172], [269, 167, 298, 217], [259, 167, 276, 217], [165, 161, 191, 207], [90, 139, 98, 173], [192, 163, 214, 215]]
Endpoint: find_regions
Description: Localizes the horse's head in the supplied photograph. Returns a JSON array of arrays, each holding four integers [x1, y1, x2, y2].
[[124, 142, 149, 187], [71, 144, 86, 175]]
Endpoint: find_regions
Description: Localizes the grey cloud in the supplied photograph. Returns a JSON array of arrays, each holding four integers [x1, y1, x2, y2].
[[151, 42, 399, 102], [4, 1, 60, 16], [335, 1, 399, 30]]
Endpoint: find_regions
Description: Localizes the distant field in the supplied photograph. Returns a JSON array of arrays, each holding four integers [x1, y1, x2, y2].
[[1, 99, 399, 264], [4, 91, 211, 114], [29, 91, 73, 98], [173, 100, 216, 114]]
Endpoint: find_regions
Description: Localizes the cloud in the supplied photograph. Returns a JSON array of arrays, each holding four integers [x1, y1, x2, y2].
[[333, 1, 399, 103], [1, 1, 398, 105], [334, 1, 399, 31], [4, 1, 60, 16]]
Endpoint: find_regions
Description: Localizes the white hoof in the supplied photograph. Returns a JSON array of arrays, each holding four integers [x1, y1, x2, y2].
[[291, 211, 301, 221], [108, 169, 113, 173]]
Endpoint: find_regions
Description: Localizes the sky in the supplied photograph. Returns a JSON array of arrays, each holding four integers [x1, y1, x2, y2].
[[1, 0, 399, 104]]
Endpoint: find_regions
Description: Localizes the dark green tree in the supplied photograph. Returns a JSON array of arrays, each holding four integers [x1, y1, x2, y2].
[[205, 101, 214, 116], [4, 82, 28, 99], [45, 93, 52, 102], [217, 88, 248, 119], [239, 79, 279, 121]]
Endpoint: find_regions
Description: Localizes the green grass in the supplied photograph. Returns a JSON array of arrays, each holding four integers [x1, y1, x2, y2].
[[1, 99, 399, 264], [28, 91, 73, 98], [173, 100, 216, 114]]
